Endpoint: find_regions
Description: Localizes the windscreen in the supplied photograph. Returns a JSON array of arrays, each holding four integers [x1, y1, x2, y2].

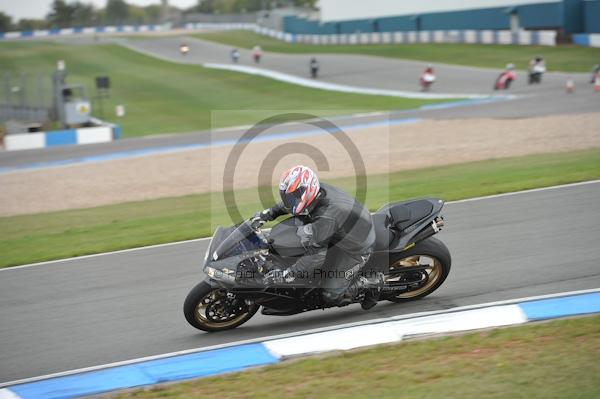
[[212, 221, 265, 260]]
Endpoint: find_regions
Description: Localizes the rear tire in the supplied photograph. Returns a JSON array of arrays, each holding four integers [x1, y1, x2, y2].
[[183, 281, 259, 332], [385, 237, 451, 303]]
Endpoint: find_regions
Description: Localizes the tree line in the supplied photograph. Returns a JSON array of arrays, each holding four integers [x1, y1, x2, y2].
[[0, 0, 317, 32], [0, 0, 165, 32], [189, 0, 316, 14]]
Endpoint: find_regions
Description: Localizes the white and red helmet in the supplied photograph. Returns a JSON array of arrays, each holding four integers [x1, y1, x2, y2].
[[279, 165, 320, 215]]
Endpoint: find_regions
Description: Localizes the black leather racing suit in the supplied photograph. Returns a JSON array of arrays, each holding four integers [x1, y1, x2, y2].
[[266, 183, 376, 303]]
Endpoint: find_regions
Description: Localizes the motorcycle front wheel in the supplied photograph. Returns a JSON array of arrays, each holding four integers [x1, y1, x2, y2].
[[183, 281, 259, 332], [385, 237, 451, 303]]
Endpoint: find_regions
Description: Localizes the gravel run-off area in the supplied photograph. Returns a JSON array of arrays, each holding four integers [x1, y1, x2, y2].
[[1, 113, 599, 216]]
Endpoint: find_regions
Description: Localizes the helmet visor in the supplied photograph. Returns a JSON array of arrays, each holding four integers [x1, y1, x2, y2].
[[280, 186, 306, 214]]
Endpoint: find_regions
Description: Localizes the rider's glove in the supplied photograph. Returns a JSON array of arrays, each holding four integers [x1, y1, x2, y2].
[[255, 209, 275, 222], [250, 209, 274, 229], [250, 216, 265, 230], [263, 268, 295, 285]]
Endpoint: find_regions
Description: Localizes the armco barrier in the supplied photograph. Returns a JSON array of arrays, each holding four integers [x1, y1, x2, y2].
[[0, 22, 557, 47], [572, 33, 600, 48], [3, 124, 120, 151], [283, 28, 556, 46], [0, 24, 166, 40], [190, 23, 557, 46], [0, 289, 598, 399]]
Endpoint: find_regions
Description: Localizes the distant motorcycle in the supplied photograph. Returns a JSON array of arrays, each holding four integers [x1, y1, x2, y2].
[[494, 64, 516, 90], [420, 66, 436, 91], [590, 65, 600, 84], [310, 58, 319, 79], [179, 43, 189, 56], [528, 57, 546, 84], [231, 48, 240, 63], [252, 45, 262, 64], [184, 198, 451, 332]]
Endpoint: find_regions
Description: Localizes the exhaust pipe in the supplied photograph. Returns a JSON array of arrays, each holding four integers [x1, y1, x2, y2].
[[411, 217, 444, 244]]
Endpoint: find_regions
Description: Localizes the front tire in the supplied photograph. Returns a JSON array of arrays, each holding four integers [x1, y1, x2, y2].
[[385, 237, 451, 303], [183, 281, 259, 332]]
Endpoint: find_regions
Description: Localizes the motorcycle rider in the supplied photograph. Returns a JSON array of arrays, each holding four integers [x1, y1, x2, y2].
[[252, 45, 263, 63], [310, 57, 319, 79], [494, 63, 516, 90], [528, 56, 546, 84], [179, 42, 189, 56], [590, 64, 600, 84], [253, 165, 382, 311], [231, 48, 240, 63], [420, 64, 436, 91]]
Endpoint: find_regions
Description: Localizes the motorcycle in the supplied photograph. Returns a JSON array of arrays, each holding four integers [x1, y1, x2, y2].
[[420, 72, 436, 91], [310, 59, 319, 79], [179, 43, 189, 56], [528, 57, 545, 84], [184, 198, 451, 332], [494, 70, 515, 90], [590, 65, 600, 84], [528, 64, 545, 84]]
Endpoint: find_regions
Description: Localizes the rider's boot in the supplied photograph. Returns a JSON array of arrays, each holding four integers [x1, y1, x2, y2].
[[358, 273, 385, 310], [337, 273, 385, 310]]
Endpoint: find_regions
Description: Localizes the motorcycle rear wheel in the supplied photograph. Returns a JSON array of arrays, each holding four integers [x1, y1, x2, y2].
[[183, 281, 259, 332], [385, 237, 451, 303]]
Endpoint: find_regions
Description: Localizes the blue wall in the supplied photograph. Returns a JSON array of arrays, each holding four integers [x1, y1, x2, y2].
[[562, 0, 584, 32], [284, 0, 594, 35], [337, 19, 374, 34], [518, 3, 563, 28], [583, 0, 600, 33], [377, 16, 418, 32], [422, 7, 510, 30]]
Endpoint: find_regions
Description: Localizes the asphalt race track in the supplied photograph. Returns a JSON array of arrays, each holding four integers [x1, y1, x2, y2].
[[1, 34, 599, 171], [1, 33, 599, 385], [1, 181, 599, 383], [126, 35, 599, 116]]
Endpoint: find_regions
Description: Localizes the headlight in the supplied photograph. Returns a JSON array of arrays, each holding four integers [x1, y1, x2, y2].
[[205, 266, 235, 281], [206, 266, 217, 278]]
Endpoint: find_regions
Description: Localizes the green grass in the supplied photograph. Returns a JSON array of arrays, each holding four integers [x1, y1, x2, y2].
[[0, 41, 445, 137], [117, 314, 600, 399], [195, 30, 600, 72], [0, 149, 599, 268]]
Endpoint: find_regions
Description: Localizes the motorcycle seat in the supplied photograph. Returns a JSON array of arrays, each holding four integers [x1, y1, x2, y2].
[[378, 200, 433, 230], [372, 200, 435, 250]]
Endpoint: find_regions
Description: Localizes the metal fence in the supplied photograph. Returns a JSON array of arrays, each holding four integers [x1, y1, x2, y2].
[[1, 72, 53, 129]]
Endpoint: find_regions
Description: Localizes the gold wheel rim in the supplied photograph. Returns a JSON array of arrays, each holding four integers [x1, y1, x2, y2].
[[195, 290, 250, 329], [386, 255, 443, 299]]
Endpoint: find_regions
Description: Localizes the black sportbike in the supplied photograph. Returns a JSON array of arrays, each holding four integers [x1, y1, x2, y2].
[[184, 198, 451, 332]]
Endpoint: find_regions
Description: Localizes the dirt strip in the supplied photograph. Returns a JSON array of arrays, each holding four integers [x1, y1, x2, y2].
[[1, 113, 599, 217]]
